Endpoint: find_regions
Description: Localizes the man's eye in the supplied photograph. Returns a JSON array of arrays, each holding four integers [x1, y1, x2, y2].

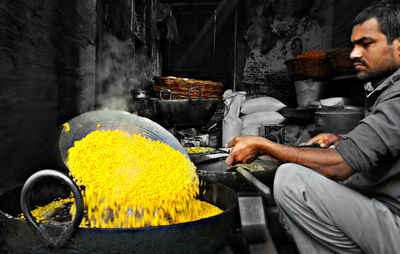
[[362, 42, 373, 47]]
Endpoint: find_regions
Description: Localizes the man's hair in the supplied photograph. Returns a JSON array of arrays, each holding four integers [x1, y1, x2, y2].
[[353, 0, 400, 43]]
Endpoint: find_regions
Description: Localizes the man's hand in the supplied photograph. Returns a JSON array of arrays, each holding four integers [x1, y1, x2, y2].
[[306, 133, 341, 148], [225, 136, 266, 166], [225, 134, 353, 180]]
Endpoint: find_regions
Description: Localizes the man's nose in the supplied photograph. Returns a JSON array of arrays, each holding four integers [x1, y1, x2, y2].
[[350, 46, 362, 60]]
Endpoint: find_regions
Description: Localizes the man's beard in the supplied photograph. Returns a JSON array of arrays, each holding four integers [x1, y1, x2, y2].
[[354, 59, 371, 80], [354, 59, 396, 82]]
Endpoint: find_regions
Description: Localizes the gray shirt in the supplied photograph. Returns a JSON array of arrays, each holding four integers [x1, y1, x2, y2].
[[336, 68, 400, 215]]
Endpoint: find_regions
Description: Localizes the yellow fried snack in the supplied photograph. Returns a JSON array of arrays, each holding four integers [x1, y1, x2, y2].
[[63, 122, 70, 132], [65, 130, 221, 228], [18, 196, 75, 223], [185, 147, 215, 154]]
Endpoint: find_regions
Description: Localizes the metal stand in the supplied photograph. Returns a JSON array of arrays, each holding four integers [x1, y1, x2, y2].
[[238, 192, 278, 254]]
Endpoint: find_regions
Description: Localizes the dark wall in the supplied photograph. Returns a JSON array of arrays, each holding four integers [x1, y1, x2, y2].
[[235, 0, 334, 106], [235, 0, 380, 106], [0, 0, 96, 191], [95, 0, 161, 112], [160, 1, 236, 88], [331, 0, 379, 49]]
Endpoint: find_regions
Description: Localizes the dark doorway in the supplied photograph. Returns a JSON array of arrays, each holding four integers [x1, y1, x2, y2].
[[161, 0, 237, 89]]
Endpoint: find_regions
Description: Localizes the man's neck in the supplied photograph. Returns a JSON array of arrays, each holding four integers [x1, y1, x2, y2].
[[364, 68, 400, 97], [369, 70, 396, 89]]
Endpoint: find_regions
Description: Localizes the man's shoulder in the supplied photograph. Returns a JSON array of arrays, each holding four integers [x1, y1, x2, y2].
[[379, 69, 400, 101]]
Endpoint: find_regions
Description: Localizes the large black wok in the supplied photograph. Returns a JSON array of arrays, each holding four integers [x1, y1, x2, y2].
[[154, 86, 220, 127], [0, 170, 237, 254], [0, 110, 237, 253]]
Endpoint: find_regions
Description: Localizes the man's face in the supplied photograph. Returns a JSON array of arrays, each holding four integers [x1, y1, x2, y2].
[[350, 18, 400, 81]]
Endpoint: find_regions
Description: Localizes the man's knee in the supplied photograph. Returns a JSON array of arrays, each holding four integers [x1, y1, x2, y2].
[[273, 163, 308, 205]]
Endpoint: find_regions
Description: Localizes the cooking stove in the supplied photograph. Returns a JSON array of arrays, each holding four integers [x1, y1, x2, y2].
[[213, 192, 295, 254]]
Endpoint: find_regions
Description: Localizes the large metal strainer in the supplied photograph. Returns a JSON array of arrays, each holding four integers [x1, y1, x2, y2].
[[59, 110, 188, 166]]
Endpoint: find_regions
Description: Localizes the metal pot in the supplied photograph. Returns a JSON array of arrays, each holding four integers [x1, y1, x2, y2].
[[294, 79, 326, 108], [314, 110, 364, 134], [131, 89, 150, 99], [155, 86, 220, 127], [0, 170, 237, 254]]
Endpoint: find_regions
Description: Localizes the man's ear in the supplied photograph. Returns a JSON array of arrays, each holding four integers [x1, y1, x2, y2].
[[394, 39, 400, 63], [394, 39, 400, 56]]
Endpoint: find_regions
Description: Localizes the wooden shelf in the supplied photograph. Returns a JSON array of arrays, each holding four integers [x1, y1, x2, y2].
[[331, 74, 358, 81], [280, 107, 315, 124]]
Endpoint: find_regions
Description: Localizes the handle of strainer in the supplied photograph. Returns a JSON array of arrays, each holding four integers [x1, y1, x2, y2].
[[20, 169, 84, 248]]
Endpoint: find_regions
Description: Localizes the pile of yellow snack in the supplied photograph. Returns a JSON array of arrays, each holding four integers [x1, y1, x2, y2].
[[185, 147, 215, 154], [21, 129, 222, 228]]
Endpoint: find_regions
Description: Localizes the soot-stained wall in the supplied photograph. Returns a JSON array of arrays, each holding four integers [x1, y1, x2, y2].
[[236, 0, 334, 105], [235, 0, 379, 106], [0, 0, 96, 191], [96, 0, 161, 112]]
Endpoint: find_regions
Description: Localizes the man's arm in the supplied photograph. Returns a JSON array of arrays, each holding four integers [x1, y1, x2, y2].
[[225, 136, 353, 181]]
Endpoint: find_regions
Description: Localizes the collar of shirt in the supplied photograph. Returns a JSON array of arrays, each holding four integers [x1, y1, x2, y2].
[[364, 68, 400, 98]]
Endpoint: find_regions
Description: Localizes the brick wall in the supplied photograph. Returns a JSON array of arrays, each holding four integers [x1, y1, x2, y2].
[[238, 71, 295, 106]]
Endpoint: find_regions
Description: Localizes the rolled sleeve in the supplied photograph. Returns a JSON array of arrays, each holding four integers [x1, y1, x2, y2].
[[362, 97, 400, 158], [336, 123, 386, 173], [336, 97, 400, 173]]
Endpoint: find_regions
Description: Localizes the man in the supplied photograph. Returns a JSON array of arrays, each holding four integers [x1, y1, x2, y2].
[[225, 2, 400, 253]]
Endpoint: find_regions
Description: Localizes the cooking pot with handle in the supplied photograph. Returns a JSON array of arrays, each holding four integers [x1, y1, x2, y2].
[[0, 170, 237, 254], [155, 86, 220, 127]]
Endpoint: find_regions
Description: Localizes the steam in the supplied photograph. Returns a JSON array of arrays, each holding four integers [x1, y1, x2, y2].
[[96, 34, 154, 111]]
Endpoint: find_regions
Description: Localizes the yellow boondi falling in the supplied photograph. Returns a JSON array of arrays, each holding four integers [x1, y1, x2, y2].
[[65, 130, 222, 228], [18, 196, 75, 222]]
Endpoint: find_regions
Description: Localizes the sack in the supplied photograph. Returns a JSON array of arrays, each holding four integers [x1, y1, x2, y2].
[[222, 90, 246, 146], [241, 96, 286, 114], [241, 125, 260, 136], [241, 112, 285, 129]]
